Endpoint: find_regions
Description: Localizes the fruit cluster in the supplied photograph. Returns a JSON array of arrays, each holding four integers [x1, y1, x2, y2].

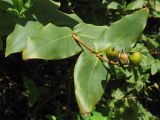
[[105, 47, 142, 66]]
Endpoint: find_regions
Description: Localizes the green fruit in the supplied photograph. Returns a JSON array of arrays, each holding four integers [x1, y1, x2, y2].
[[106, 47, 119, 59], [129, 52, 142, 66]]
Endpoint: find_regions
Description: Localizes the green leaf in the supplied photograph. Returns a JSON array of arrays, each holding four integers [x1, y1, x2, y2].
[[107, 2, 123, 9], [20, 0, 32, 15], [0, 0, 13, 10], [151, 62, 158, 75], [0, 0, 13, 5], [131, 43, 149, 54], [24, 0, 32, 8], [126, 0, 144, 10], [73, 23, 108, 52], [5, 21, 44, 57], [0, 11, 18, 35], [140, 54, 155, 72], [154, 83, 159, 90], [111, 88, 124, 100], [46, 115, 56, 120], [22, 23, 81, 60], [12, 0, 23, 12], [74, 53, 109, 115], [85, 111, 107, 120], [23, 77, 40, 107], [135, 74, 149, 92], [95, 8, 149, 52], [151, 60, 160, 75], [30, 0, 83, 28], [150, 0, 160, 12]]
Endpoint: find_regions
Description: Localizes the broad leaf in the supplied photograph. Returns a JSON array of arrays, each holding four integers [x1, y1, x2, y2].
[[73, 23, 108, 51], [5, 21, 44, 56], [74, 53, 109, 115], [126, 0, 144, 10], [23, 23, 81, 60], [0, 11, 18, 35], [107, 2, 123, 9], [95, 8, 149, 52], [30, 0, 83, 28]]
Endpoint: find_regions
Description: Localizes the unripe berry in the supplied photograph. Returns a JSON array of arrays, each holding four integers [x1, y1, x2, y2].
[[106, 47, 119, 60], [129, 52, 142, 66]]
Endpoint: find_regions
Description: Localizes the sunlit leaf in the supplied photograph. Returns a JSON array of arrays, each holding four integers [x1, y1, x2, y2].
[[95, 8, 149, 52], [73, 23, 108, 52], [126, 0, 144, 10], [23, 23, 81, 60], [5, 21, 44, 56], [107, 2, 123, 9], [74, 53, 109, 115]]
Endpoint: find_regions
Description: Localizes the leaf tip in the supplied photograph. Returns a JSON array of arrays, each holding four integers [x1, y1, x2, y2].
[[22, 50, 27, 60], [5, 51, 10, 57]]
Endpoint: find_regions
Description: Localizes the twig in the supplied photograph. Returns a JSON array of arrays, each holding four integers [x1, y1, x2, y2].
[[150, 51, 160, 55], [116, 96, 153, 102], [72, 33, 96, 53], [96, 54, 118, 65], [72, 33, 118, 65]]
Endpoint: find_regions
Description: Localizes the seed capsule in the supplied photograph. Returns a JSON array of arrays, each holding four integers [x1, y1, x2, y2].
[[119, 51, 129, 65]]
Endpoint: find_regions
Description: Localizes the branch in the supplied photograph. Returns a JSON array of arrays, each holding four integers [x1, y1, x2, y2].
[[150, 51, 160, 55], [116, 96, 153, 102], [72, 33, 96, 53], [72, 33, 118, 65]]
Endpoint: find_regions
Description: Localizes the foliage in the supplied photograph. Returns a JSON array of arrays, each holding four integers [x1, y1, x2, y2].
[[0, 0, 160, 119]]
